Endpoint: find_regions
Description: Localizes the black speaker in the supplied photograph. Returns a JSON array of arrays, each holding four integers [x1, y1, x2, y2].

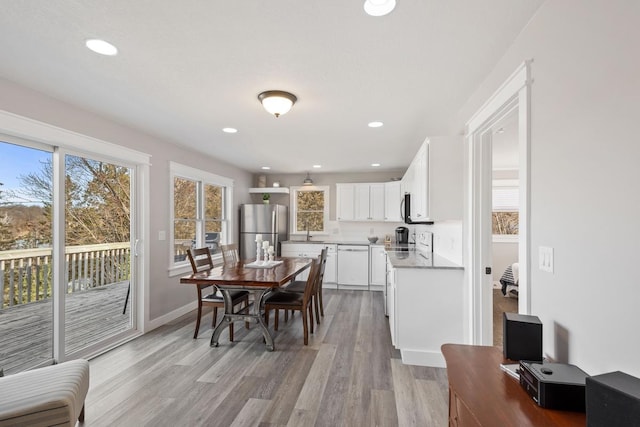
[[503, 312, 542, 362], [586, 371, 640, 427]]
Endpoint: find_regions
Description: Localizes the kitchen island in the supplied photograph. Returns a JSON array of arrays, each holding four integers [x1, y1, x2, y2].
[[386, 233, 465, 368]]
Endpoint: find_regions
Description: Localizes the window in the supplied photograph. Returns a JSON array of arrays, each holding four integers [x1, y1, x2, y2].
[[170, 162, 233, 267], [290, 186, 329, 235], [492, 180, 519, 240]]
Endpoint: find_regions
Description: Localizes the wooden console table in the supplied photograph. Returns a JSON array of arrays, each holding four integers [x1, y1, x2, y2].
[[441, 344, 586, 426]]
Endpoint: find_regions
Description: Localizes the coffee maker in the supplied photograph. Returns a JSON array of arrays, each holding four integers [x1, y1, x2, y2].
[[395, 226, 409, 244]]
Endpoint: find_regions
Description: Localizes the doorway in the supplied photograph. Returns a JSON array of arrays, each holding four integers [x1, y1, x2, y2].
[[464, 61, 531, 346]]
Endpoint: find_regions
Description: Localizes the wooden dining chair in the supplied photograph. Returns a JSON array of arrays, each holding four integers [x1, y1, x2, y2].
[[283, 247, 327, 325], [220, 243, 239, 264], [186, 248, 249, 340], [263, 256, 320, 345]]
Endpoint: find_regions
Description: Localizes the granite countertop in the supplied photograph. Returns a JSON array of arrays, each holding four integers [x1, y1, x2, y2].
[[385, 249, 463, 270], [282, 240, 372, 246]]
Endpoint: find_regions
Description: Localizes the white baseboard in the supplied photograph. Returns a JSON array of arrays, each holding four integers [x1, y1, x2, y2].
[[145, 301, 196, 332], [400, 348, 446, 368]]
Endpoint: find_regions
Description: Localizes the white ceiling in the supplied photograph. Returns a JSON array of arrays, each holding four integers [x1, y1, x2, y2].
[[0, 0, 543, 174]]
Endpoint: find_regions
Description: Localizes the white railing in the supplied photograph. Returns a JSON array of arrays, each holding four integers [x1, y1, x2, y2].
[[1, 242, 130, 309]]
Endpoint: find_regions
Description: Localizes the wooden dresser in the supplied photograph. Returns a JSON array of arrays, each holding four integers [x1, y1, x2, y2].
[[441, 344, 586, 426]]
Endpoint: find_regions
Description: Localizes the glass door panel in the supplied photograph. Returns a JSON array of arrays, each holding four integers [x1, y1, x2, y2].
[[0, 140, 54, 374], [64, 154, 133, 355]]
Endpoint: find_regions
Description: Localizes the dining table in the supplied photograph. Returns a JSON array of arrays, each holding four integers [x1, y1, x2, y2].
[[180, 256, 312, 351]]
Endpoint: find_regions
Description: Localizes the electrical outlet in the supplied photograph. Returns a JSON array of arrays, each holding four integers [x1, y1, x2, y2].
[[539, 246, 554, 273], [158, 230, 166, 241]]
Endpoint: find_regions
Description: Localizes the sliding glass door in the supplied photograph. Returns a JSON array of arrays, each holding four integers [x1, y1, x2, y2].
[[0, 136, 140, 373]]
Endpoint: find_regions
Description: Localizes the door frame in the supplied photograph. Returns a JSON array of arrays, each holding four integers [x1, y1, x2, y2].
[[464, 61, 532, 345], [0, 109, 150, 362]]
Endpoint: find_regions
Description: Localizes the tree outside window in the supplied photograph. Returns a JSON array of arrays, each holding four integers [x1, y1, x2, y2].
[[291, 186, 329, 235]]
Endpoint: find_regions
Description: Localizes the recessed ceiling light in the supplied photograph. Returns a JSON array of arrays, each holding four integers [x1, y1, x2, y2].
[[222, 127, 238, 133], [364, 0, 396, 17], [368, 121, 384, 128], [313, 165, 322, 169], [85, 39, 118, 56], [261, 166, 271, 170], [371, 163, 381, 167]]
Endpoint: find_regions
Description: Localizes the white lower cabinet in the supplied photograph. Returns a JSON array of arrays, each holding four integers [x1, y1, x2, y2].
[[388, 266, 464, 367], [369, 245, 386, 286], [323, 244, 337, 286], [281, 243, 337, 286]]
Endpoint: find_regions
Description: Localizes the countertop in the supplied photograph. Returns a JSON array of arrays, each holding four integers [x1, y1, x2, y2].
[[385, 248, 463, 270], [282, 240, 372, 246]]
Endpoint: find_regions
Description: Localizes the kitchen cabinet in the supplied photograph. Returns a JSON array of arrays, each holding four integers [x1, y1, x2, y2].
[[388, 263, 464, 367], [408, 141, 429, 221], [384, 181, 402, 222], [336, 183, 355, 221], [281, 242, 336, 286], [369, 245, 386, 287], [337, 183, 385, 221], [337, 244, 369, 288]]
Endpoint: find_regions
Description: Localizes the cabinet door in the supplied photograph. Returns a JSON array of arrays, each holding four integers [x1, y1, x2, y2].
[[354, 184, 371, 221], [336, 184, 355, 221], [323, 245, 337, 284], [384, 181, 402, 222], [369, 183, 385, 221], [413, 142, 429, 220], [387, 264, 397, 346], [369, 246, 386, 285]]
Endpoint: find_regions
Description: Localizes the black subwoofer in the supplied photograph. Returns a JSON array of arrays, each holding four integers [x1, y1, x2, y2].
[[586, 371, 640, 427], [503, 312, 543, 362]]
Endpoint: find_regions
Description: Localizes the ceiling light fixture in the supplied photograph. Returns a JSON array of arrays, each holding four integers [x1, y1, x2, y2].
[[313, 164, 322, 169], [85, 39, 118, 56], [303, 172, 314, 186], [261, 166, 271, 170], [258, 90, 297, 118], [222, 127, 238, 133], [371, 163, 381, 167], [364, 0, 396, 17], [368, 121, 384, 128]]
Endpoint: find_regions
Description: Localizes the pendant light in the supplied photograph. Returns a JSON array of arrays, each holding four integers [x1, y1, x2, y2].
[[303, 172, 314, 186]]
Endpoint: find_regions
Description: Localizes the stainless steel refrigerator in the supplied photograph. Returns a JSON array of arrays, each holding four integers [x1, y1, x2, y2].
[[239, 204, 288, 260]]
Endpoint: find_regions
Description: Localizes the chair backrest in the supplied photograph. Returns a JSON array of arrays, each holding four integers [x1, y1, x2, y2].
[[220, 243, 239, 264], [317, 248, 328, 288], [303, 256, 321, 303], [186, 247, 214, 273]]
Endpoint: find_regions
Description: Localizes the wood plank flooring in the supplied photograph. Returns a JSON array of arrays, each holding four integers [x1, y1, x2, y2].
[[0, 281, 131, 374], [85, 290, 449, 426]]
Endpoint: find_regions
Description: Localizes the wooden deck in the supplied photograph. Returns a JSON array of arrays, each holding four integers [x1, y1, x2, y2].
[[0, 281, 131, 374]]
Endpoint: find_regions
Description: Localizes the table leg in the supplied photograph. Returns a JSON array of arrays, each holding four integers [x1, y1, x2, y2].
[[209, 288, 275, 351]]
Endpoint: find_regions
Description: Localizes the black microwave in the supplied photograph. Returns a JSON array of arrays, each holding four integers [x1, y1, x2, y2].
[[401, 193, 434, 225]]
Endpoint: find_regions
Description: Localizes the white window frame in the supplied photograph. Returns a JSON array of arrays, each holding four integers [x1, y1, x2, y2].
[[169, 162, 233, 272], [289, 185, 330, 235], [492, 179, 519, 242]]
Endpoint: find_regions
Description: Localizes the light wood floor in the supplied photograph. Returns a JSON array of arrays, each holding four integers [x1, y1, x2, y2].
[[85, 289, 449, 426]]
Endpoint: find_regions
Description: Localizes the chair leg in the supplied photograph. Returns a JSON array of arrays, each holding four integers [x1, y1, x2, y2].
[[309, 305, 314, 334], [284, 309, 289, 322], [274, 309, 279, 331], [314, 295, 321, 325], [302, 308, 309, 345], [229, 322, 234, 342], [244, 299, 250, 329], [79, 404, 85, 422], [194, 304, 203, 339], [319, 289, 325, 317]]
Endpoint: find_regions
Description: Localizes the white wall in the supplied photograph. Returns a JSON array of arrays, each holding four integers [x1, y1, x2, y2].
[[454, 1, 640, 376], [0, 77, 253, 324]]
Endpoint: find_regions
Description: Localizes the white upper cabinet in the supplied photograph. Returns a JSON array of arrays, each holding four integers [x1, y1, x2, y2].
[[336, 183, 355, 221], [384, 181, 402, 222], [337, 182, 385, 221]]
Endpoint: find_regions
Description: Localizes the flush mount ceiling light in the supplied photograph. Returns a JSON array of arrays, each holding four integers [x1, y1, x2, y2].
[[85, 39, 118, 56], [364, 0, 396, 17], [303, 172, 314, 186], [258, 90, 297, 118]]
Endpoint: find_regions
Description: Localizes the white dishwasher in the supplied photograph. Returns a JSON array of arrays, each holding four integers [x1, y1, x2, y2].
[[337, 244, 369, 289]]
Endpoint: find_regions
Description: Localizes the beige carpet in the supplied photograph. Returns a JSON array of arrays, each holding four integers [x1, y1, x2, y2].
[[493, 289, 518, 348]]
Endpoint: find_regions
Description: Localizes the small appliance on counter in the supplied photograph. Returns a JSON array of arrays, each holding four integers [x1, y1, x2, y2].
[[395, 226, 409, 244]]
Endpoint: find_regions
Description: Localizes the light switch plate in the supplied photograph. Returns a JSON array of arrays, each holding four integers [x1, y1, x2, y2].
[[539, 246, 554, 273], [158, 230, 166, 241]]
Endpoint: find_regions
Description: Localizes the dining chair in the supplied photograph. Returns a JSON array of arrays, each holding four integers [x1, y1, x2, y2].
[[263, 256, 320, 345], [186, 248, 249, 340], [282, 247, 327, 324], [220, 243, 239, 264]]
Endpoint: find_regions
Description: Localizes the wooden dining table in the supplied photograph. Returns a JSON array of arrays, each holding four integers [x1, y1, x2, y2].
[[180, 257, 312, 351]]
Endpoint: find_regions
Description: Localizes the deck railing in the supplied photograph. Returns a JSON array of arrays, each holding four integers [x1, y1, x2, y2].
[[1, 242, 130, 309]]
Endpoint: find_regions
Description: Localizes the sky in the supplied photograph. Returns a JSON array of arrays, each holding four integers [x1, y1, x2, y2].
[[0, 140, 51, 204]]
